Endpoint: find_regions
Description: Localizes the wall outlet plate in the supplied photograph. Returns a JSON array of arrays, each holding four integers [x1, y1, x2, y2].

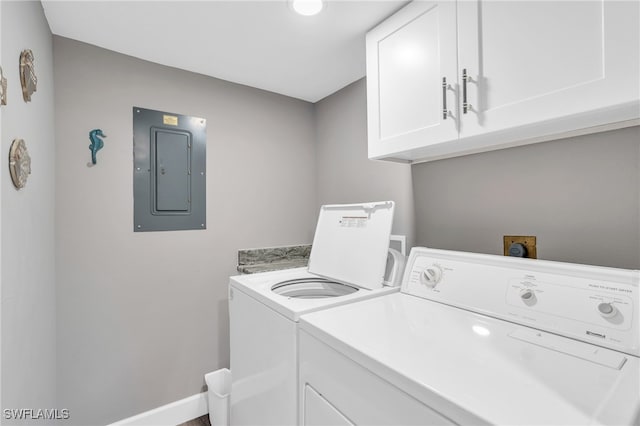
[[503, 235, 537, 259]]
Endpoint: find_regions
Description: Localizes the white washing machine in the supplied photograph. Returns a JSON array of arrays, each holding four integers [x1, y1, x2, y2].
[[299, 247, 640, 425], [229, 201, 405, 426]]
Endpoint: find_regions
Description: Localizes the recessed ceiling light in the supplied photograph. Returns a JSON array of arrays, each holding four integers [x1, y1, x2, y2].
[[290, 0, 325, 16]]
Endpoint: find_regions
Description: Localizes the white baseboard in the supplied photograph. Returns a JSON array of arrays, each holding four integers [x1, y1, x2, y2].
[[108, 392, 208, 426]]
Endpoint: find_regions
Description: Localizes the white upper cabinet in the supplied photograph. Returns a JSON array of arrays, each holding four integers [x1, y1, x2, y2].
[[366, 1, 458, 159], [457, 0, 640, 137], [367, 0, 640, 162]]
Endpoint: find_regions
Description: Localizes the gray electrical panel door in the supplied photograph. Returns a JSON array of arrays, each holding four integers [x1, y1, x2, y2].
[[133, 107, 206, 232], [154, 129, 190, 212]]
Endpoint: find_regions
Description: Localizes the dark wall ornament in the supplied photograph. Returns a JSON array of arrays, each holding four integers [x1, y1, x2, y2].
[[9, 139, 31, 189], [19, 49, 37, 102], [0, 66, 7, 106]]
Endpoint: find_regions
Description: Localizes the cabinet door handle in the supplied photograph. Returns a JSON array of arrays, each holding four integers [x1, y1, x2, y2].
[[442, 77, 448, 120], [462, 69, 471, 114]]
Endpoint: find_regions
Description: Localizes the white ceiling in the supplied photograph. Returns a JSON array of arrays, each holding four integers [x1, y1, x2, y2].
[[42, 0, 408, 102]]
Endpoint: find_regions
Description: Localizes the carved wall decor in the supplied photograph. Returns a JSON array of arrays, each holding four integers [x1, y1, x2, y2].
[[9, 139, 31, 189], [0, 66, 7, 106], [19, 49, 37, 102]]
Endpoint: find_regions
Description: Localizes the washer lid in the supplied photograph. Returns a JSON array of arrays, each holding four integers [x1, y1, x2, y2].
[[308, 201, 394, 290]]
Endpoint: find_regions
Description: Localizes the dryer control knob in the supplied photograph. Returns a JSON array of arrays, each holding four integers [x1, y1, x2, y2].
[[597, 302, 617, 319], [420, 265, 442, 288]]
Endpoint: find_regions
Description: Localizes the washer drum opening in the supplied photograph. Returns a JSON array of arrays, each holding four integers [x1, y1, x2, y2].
[[271, 278, 359, 299]]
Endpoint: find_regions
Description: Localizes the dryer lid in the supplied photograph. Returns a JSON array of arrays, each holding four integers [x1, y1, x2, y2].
[[308, 201, 395, 290]]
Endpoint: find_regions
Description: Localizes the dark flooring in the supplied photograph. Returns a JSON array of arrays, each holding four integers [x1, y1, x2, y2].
[[177, 414, 211, 426]]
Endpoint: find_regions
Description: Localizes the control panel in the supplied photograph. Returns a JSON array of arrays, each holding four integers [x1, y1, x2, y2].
[[402, 248, 640, 356]]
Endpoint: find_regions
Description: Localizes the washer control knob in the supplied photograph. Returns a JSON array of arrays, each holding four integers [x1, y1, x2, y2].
[[520, 288, 536, 304], [421, 265, 442, 288], [597, 302, 617, 319]]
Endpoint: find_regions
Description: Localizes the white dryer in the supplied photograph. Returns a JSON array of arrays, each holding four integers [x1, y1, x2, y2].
[[299, 248, 640, 425], [229, 201, 405, 426]]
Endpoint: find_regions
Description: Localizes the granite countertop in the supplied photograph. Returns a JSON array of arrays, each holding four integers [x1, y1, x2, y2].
[[237, 245, 311, 274]]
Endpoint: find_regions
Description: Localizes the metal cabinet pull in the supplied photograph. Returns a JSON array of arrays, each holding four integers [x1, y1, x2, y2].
[[442, 77, 448, 120], [462, 68, 471, 114]]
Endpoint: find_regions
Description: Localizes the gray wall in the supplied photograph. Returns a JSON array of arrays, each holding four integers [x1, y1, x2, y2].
[[53, 37, 317, 425], [412, 126, 640, 269], [314, 79, 415, 248], [1, 0, 57, 418]]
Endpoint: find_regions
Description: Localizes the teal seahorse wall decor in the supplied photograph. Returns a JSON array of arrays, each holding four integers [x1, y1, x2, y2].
[[89, 129, 106, 165]]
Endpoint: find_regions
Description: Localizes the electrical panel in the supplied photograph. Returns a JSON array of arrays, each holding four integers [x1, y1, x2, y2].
[[133, 107, 206, 232]]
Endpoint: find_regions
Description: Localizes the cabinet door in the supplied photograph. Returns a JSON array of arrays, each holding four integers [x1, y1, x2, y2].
[[367, 1, 458, 160], [458, 0, 640, 138]]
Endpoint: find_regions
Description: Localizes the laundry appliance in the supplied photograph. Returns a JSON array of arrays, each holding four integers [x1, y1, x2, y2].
[[299, 247, 640, 425], [229, 201, 405, 425]]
